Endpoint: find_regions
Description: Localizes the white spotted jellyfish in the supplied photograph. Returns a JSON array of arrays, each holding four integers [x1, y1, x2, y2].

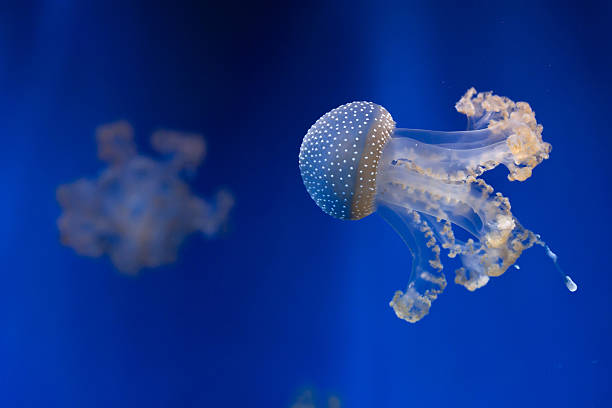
[[299, 88, 576, 323]]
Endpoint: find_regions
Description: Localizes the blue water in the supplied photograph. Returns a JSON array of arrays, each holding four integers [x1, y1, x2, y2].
[[1, 1, 610, 407]]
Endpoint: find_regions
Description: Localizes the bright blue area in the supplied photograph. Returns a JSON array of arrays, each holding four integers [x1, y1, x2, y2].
[[1, 1, 610, 407]]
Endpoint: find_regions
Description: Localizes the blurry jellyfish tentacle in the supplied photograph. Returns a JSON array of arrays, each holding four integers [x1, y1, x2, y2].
[[299, 89, 575, 323], [191, 189, 235, 237], [57, 121, 233, 274], [96, 120, 137, 164], [291, 390, 341, 408], [291, 391, 316, 408], [57, 179, 110, 258], [151, 129, 206, 172]]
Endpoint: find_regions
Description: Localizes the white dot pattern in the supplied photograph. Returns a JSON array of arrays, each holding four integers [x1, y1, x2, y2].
[[299, 101, 395, 220]]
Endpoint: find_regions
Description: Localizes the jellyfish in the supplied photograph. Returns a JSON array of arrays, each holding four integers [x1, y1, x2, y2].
[[298, 88, 576, 323], [291, 390, 341, 408], [57, 121, 233, 274]]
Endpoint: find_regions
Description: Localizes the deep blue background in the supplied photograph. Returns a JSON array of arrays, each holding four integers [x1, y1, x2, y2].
[[1, 1, 610, 407]]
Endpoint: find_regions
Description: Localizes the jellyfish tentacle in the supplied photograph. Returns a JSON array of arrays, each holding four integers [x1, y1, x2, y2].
[[384, 88, 551, 183], [191, 189, 234, 236], [419, 214, 462, 258], [151, 129, 207, 172], [392, 128, 508, 150], [96, 121, 137, 165], [377, 165, 516, 242], [378, 204, 446, 323], [533, 239, 577, 292], [421, 211, 578, 293], [377, 163, 542, 292], [380, 134, 507, 182]]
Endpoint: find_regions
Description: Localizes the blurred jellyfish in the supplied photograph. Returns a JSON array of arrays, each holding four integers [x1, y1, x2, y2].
[[299, 88, 576, 323], [291, 390, 341, 408], [57, 121, 233, 274]]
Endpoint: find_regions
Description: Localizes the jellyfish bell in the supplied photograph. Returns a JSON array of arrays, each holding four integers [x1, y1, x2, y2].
[[299, 89, 576, 323], [299, 101, 395, 220]]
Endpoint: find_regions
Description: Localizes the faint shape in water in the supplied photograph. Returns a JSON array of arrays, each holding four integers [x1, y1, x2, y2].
[[291, 390, 341, 408], [57, 121, 233, 274], [299, 88, 576, 323]]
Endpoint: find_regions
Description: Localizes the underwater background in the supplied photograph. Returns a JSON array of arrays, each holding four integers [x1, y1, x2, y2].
[[1, 1, 611, 407]]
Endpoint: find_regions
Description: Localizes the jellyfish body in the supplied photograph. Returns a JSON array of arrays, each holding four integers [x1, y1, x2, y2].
[[57, 121, 233, 274], [299, 88, 575, 323]]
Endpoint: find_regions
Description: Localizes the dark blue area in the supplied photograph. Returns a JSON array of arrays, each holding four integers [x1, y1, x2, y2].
[[1, 1, 610, 407]]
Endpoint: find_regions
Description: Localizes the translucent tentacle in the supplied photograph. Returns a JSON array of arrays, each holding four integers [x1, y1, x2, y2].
[[384, 88, 552, 184], [378, 204, 446, 323], [377, 167, 542, 293], [535, 238, 578, 292]]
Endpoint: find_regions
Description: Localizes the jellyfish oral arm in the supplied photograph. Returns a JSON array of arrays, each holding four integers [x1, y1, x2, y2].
[[386, 85, 553, 183], [378, 204, 446, 323], [392, 128, 507, 149], [375, 146, 519, 246], [386, 127, 543, 183], [385, 129, 510, 180], [375, 132, 576, 316]]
